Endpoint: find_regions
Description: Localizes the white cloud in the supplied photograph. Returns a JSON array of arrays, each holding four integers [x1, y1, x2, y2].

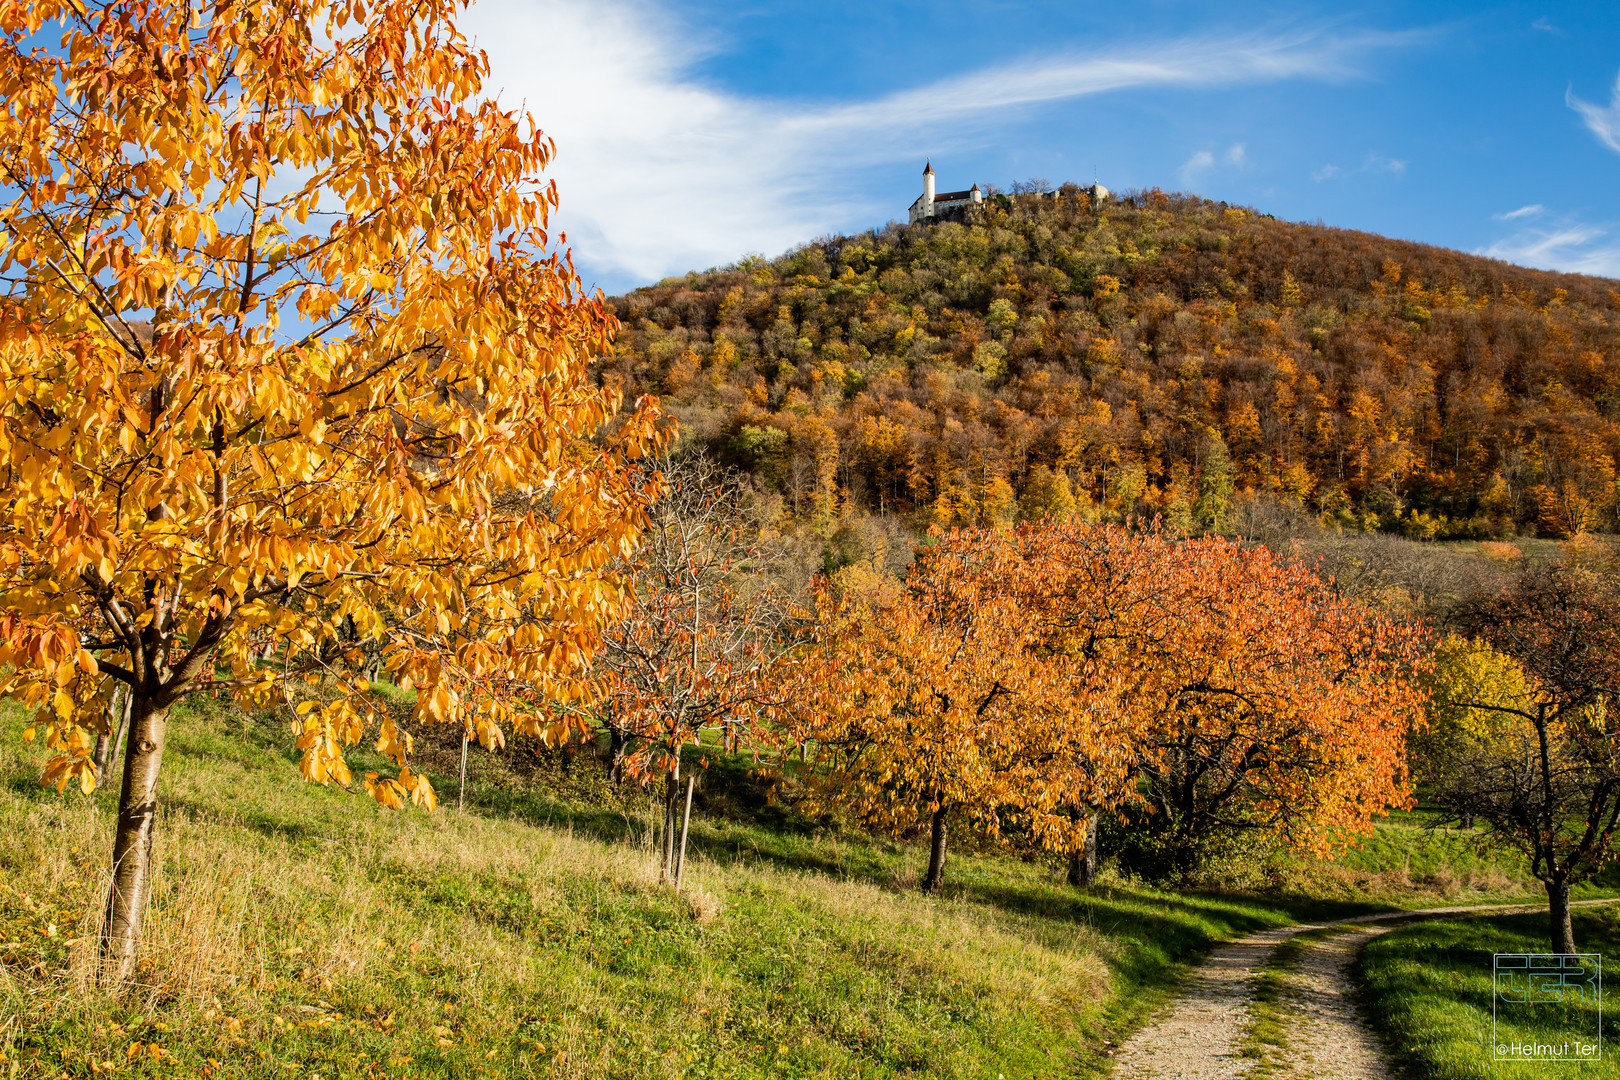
[[461, 0, 1419, 285], [1313, 154, 1402, 182], [1180, 143, 1247, 186], [1532, 16, 1562, 33], [1179, 150, 1217, 185], [1494, 204, 1544, 221], [1484, 212, 1620, 278], [1568, 71, 1620, 153]]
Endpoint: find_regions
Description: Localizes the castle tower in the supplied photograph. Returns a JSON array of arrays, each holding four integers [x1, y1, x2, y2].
[[923, 160, 935, 206]]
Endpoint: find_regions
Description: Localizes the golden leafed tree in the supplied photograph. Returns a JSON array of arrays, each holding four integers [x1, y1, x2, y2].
[[0, 0, 663, 980], [1433, 563, 1620, 953]]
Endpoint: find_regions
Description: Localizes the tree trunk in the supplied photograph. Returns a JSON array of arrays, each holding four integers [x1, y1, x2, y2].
[[1067, 811, 1098, 887], [607, 723, 625, 787], [91, 698, 114, 783], [674, 773, 696, 892], [922, 803, 949, 894], [1548, 876, 1576, 954], [1081, 811, 1099, 886], [661, 772, 679, 882], [99, 695, 169, 984]]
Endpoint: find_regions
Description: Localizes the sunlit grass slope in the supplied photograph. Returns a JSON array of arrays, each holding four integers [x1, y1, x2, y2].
[[0, 695, 1547, 1079], [1358, 908, 1620, 1079]]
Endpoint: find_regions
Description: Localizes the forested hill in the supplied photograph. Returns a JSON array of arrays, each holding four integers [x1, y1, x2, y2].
[[600, 188, 1620, 539]]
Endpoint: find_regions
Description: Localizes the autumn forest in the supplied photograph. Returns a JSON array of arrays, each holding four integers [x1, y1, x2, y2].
[[604, 189, 1620, 539]]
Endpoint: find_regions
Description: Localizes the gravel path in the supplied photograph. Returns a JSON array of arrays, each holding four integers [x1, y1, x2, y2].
[[1267, 925, 1395, 1080], [1110, 925, 1297, 1079], [1110, 899, 1616, 1080]]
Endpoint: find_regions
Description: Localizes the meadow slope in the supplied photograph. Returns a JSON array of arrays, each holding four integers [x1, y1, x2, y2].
[[0, 696, 1557, 1080]]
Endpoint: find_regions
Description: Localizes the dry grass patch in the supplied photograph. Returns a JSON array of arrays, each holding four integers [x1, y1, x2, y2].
[[0, 704, 1127, 1079]]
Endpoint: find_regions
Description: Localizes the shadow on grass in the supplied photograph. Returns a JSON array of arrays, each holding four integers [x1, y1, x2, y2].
[[161, 795, 327, 848], [1356, 907, 1620, 1080], [168, 702, 1398, 974]]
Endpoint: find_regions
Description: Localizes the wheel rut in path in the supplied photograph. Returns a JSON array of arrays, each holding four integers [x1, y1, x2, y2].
[[1109, 899, 1616, 1079]]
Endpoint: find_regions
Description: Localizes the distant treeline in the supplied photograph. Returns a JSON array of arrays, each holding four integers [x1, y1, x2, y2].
[[601, 188, 1620, 538]]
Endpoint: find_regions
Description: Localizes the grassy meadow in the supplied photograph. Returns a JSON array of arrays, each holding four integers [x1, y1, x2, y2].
[[1359, 908, 1620, 1079], [0, 692, 1566, 1079]]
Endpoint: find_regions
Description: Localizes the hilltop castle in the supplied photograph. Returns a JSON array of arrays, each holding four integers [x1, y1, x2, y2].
[[907, 162, 1109, 224], [908, 162, 981, 224]]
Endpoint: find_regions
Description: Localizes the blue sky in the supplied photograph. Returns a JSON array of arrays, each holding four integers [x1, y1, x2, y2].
[[460, 0, 1620, 296]]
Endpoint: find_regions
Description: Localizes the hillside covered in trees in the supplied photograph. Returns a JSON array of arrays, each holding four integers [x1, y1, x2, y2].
[[602, 188, 1620, 539]]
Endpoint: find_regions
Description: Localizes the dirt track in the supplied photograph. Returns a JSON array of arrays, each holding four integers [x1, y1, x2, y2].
[[1110, 899, 1611, 1079]]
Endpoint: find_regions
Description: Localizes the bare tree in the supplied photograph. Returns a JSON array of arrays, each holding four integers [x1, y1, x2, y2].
[[596, 453, 803, 889], [1009, 177, 1053, 194]]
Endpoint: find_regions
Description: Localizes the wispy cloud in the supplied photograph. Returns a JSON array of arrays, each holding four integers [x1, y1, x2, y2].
[[1180, 143, 1248, 185], [1179, 151, 1216, 185], [1494, 204, 1544, 221], [1484, 210, 1620, 278], [463, 0, 1421, 285], [1568, 71, 1620, 153], [1532, 16, 1562, 33], [1313, 154, 1404, 182]]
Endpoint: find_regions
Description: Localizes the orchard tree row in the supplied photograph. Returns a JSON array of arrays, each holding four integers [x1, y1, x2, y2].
[[792, 520, 1424, 891], [599, 468, 1620, 953]]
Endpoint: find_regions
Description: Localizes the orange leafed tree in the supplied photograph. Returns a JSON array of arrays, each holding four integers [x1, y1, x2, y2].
[[1107, 534, 1426, 881], [795, 521, 1425, 891], [795, 526, 1123, 892], [999, 522, 1185, 883], [0, 0, 663, 980]]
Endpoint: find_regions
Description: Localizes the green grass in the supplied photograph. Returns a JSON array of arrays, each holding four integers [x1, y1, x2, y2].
[[1357, 907, 1620, 1078], [3, 688, 1593, 1080], [1270, 805, 1523, 904], [1238, 927, 1340, 1078], [1, 696, 1409, 1080]]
